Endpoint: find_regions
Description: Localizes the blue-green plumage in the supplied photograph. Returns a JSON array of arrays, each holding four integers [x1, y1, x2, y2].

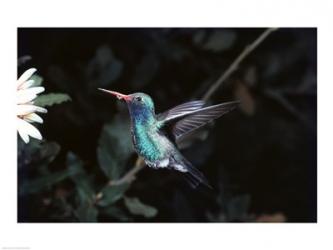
[[99, 88, 239, 189], [127, 93, 167, 162], [131, 121, 165, 162]]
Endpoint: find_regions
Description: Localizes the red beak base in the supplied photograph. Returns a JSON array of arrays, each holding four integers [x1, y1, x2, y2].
[[98, 88, 131, 101]]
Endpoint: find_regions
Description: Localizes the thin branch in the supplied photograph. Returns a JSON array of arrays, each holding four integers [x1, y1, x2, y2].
[[94, 157, 145, 203], [202, 28, 279, 101], [108, 157, 145, 186], [263, 89, 306, 122]]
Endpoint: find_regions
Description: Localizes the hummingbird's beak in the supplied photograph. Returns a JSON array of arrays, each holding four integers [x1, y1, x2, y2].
[[98, 88, 131, 101]]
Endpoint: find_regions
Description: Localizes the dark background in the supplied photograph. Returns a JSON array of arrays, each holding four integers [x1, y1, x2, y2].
[[17, 28, 317, 222]]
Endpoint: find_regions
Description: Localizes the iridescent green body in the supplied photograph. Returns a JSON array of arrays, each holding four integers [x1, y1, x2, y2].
[[131, 122, 167, 162], [127, 93, 172, 162]]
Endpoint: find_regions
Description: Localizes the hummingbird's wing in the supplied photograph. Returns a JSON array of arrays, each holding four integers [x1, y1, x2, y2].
[[158, 101, 239, 141], [157, 100, 205, 123]]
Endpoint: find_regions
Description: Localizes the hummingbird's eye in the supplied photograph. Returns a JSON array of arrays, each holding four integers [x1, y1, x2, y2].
[[135, 96, 142, 102]]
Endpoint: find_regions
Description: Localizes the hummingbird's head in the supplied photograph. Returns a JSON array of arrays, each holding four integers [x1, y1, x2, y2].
[[98, 89, 155, 121]]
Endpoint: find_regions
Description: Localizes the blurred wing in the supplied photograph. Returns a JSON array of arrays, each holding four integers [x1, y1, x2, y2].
[[157, 100, 205, 123], [172, 101, 239, 140]]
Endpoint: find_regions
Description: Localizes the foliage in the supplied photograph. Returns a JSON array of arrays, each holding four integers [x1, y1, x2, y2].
[[97, 115, 133, 179], [34, 93, 71, 107], [97, 184, 129, 207], [18, 28, 317, 222], [29, 72, 71, 107], [124, 197, 158, 218], [30, 74, 43, 86]]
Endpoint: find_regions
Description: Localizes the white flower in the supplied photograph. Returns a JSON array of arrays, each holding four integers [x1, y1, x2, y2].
[[17, 68, 47, 143]]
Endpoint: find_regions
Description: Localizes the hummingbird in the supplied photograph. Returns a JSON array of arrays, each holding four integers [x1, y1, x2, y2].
[[99, 88, 239, 189]]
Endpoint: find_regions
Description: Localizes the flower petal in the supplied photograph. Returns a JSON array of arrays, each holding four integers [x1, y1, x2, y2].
[[17, 121, 30, 143], [17, 68, 37, 88], [18, 79, 34, 91], [17, 105, 36, 116], [17, 104, 47, 116], [17, 92, 37, 104], [33, 105, 47, 113], [24, 113, 43, 123], [17, 117, 42, 141], [17, 87, 45, 104]]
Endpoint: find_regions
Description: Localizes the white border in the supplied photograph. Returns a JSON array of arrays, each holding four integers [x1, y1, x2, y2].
[[1, 0, 332, 250]]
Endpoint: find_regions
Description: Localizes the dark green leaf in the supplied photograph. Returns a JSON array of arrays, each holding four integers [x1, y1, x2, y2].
[[97, 184, 129, 207], [67, 152, 96, 204], [124, 197, 158, 218], [97, 115, 133, 179], [18, 140, 61, 169], [30, 74, 43, 87], [75, 203, 98, 222], [67, 152, 98, 222], [39, 141, 61, 165], [17, 137, 42, 168], [19, 166, 80, 196], [34, 93, 71, 107]]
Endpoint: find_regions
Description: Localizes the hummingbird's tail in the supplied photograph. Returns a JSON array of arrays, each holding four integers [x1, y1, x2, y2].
[[183, 165, 213, 189], [175, 156, 212, 189]]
